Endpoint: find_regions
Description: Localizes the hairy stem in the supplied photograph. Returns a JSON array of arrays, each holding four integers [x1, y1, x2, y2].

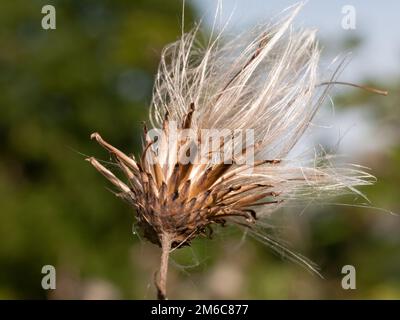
[[156, 233, 172, 300]]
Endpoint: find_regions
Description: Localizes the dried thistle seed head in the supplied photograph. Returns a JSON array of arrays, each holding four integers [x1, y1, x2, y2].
[[86, 4, 376, 299], [87, 5, 372, 246]]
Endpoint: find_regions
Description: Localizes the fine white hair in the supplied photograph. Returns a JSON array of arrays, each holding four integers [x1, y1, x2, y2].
[[149, 2, 374, 218]]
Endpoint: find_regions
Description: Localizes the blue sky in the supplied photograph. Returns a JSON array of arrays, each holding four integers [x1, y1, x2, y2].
[[190, 0, 400, 82]]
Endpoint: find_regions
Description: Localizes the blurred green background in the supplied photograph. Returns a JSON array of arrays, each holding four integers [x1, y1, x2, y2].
[[0, 0, 399, 299]]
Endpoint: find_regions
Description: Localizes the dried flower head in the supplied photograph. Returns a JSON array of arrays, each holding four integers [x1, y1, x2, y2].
[[86, 4, 383, 299]]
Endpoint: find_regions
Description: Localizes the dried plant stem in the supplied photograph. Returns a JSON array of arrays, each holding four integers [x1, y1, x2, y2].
[[156, 233, 172, 300]]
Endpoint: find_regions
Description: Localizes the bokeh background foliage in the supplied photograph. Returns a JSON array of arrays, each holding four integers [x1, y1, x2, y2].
[[0, 0, 399, 299]]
